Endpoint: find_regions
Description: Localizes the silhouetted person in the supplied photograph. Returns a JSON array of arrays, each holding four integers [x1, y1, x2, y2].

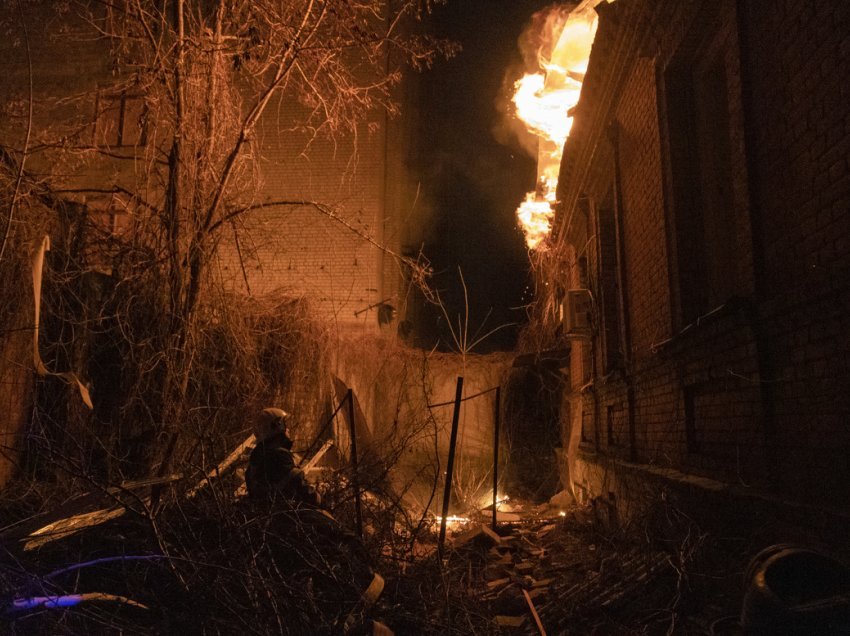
[[246, 408, 321, 507]]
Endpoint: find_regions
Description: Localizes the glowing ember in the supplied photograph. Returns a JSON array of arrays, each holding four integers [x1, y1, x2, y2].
[[512, 3, 606, 250], [434, 515, 469, 531], [478, 492, 512, 511]]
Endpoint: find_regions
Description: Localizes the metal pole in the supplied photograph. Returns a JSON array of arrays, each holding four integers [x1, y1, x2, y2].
[[438, 376, 464, 556], [347, 388, 363, 539], [492, 386, 501, 532]]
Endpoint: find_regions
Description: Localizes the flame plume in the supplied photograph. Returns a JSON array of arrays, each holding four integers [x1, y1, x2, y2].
[[512, 3, 605, 250]]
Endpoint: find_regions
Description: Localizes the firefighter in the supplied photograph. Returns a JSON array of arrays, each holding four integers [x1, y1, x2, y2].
[[246, 407, 321, 507]]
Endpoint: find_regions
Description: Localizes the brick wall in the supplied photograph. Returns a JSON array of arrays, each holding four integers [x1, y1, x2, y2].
[[615, 56, 672, 357], [215, 107, 401, 329], [552, 0, 850, 510], [0, 5, 413, 334], [739, 0, 850, 502]]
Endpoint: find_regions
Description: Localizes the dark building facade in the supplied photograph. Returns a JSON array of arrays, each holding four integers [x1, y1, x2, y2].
[[539, 0, 850, 514]]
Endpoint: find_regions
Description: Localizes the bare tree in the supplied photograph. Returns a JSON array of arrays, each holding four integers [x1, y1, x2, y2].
[[1, 0, 454, 480]]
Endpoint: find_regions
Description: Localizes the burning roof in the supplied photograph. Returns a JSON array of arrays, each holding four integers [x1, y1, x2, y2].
[[511, 2, 612, 250]]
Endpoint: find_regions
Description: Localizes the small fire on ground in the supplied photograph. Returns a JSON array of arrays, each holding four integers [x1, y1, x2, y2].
[[512, 1, 612, 250], [433, 493, 512, 531]]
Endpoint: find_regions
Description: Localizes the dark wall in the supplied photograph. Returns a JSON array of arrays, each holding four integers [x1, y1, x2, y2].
[[738, 0, 850, 502], [559, 0, 850, 509]]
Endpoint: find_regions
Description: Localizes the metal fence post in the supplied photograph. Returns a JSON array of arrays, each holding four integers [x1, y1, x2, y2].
[[438, 376, 464, 556], [347, 388, 363, 539], [492, 386, 501, 531]]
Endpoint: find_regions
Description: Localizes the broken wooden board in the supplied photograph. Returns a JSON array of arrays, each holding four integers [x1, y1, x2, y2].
[[495, 552, 514, 565], [187, 434, 255, 498], [1, 474, 182, 545], [18, 473, 185, 551], [371, 620, 394, 636], [495, 614, 526, 628], [301, 439, 334, 472], [452, 524, 501, 550], [23, 506, 131, 551], [537, 524, 556, 537], [514, 561, 535, 574], [487, 577, 511, 591], [523, 588, 547, 636]]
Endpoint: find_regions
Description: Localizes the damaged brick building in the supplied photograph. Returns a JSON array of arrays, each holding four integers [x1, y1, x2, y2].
[[540, 0, 850, 514]]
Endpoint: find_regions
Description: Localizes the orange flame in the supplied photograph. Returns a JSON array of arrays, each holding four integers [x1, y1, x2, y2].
[[513, 4, 604, 250]]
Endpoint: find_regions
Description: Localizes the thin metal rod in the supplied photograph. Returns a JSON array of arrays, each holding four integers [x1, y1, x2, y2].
[[438, 376, 464, 556], [347, 388, 363, 539], [427, 384, 498, 409], [492, 386, 501, 532]]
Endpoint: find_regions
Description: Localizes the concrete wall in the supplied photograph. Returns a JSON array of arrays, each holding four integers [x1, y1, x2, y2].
[[334, 339, 512, 513]]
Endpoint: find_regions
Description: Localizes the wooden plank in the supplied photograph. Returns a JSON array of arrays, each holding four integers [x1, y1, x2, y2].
[[19, 473, 184, 550], [487, 577, 511, 590], [452, 524, 501, 550], [187, 434, 255, 498], [301, 439, 334, 472], [523, 588, 547, 636], [495, 615, 526, 628], [24, 506, 133, 551], [514, 561, 535, 574]]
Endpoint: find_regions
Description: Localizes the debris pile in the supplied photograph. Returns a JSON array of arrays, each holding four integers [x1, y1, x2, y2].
[[435, 501, 686, 634]]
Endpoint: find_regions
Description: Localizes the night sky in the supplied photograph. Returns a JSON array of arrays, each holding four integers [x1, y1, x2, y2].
[[411, 0, 553, 352]]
